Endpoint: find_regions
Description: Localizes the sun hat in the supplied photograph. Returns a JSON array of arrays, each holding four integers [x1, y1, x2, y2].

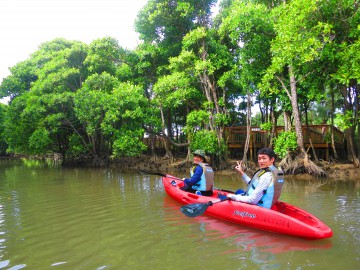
[[193, 149, 206, 161]]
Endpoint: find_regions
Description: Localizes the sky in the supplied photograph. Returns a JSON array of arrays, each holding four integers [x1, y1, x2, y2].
[[0, 0, 148, 103]]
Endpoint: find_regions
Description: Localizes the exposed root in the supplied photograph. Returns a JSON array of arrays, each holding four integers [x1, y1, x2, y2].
[[303, 157, 326, 177], [161, 154, 175, 164], [279, 153, 326, 177], [149, 155, 159, 163]]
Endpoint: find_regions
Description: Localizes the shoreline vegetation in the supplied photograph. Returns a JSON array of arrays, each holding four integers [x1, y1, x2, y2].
[[2, 155, 360, 181], [109, 156, 360, 181]]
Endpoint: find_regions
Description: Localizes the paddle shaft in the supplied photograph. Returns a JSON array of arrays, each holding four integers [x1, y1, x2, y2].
[[207, 198, 226, 206], [140, 170, 182, 180], [140, 170, 238, 194], [214, 187, 235, 194]]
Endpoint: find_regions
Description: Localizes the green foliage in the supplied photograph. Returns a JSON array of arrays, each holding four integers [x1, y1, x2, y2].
[[112, 128, 147, 157], [153, 71, 199, 108], [31, 39, 88, 94], [66, 134, 89, 159], [28, 128, 52, 155], [135, 0, 216, 46], [3, 94, 35, 154], [185, 110, 210, 132], [102, 82, 152, 157], [334, 110, 354, 130], [333, 38, 360, 85], [219, 1, 273, 101], [0, 103, 8, 155], [273, 131, 298, 159], [260, 122, 272, 131], [85, 37, 122, 75], [190, 130, 226, 157], [74, 73, 118, 136], [214, 112, 230, 126], [0, 59, 37, 100], [323, 131, 332, 144], [0, 38, 155, 160]]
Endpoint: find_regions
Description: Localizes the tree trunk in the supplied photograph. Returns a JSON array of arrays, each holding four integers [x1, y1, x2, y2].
[[283, 110, 292, 132], [150, 134, 157, 158], [355, 83, 360, 161], [345, 128, 360, 167], [197, 39, 228, 169], [269, 102, 276, 148], [330, 91, 339, 159], [243, 90, 252, 164], [162, 137, 174, 160], [309, 138, 319, 162], [340, 83, 359, 166], [277, 66, 325, 176], [159, 104, 173, 160], [288, 66, 307, 158]]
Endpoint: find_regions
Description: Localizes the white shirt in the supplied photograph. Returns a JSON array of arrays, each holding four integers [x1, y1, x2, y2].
[[229, 169, 273, 205]]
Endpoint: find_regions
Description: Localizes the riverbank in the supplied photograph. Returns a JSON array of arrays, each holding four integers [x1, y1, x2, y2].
[[110, 156, 360, 181], [2, 154, 359, 180]]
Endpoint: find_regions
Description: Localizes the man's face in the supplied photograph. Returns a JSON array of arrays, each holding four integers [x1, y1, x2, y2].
[[258, 154, 274, 169]]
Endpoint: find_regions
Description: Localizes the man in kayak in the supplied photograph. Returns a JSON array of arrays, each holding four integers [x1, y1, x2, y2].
[[181, 149, 214, 196], [227, 147, 284, 208]]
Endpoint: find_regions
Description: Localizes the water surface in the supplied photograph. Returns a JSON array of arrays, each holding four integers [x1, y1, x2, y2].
[[0, 159, 359, 269]]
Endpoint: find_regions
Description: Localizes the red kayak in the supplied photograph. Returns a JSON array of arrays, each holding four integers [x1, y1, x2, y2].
[[162, 176, 333, 240]]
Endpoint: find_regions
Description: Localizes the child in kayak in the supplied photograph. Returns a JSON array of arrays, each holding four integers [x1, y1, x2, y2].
[[227, 147, 284, 208], [181, 149, 214, 196]]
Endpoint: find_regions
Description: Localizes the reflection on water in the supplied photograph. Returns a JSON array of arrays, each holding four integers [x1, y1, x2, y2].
[[0, 159, 359, 269]]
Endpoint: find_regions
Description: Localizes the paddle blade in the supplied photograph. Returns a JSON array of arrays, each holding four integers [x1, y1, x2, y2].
[[180, 203, 209, 218]]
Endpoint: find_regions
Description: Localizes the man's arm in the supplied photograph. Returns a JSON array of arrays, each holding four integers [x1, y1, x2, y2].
[[228, 172, 272, 204]]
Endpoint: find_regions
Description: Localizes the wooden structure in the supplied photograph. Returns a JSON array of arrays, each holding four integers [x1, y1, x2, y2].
[[225, 125, 345, 161]]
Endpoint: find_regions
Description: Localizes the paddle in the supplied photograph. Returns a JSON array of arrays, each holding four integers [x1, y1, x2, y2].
[[141, 169, 241, 217], [180, 196, 230, 218], [139, 170, 181, 180], [140, 170, 245, 194], [214, 187, 235, 193]]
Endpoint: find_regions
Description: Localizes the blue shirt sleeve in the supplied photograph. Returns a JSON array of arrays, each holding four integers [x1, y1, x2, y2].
[[184, 165, 203, 186]]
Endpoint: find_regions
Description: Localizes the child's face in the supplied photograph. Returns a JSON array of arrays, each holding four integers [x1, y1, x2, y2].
[[193, 155, 203, 164]]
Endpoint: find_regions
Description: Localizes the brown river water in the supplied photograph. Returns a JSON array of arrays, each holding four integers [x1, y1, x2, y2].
[[0, 159, 359, 269]]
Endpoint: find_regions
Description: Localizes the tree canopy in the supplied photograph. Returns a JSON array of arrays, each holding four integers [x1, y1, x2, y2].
[[0, 0, 359, 173]]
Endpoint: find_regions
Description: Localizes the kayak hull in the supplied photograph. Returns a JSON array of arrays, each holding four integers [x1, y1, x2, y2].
[[162, 176, 333, 240]]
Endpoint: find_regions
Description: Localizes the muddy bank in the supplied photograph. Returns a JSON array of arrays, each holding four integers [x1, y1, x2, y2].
[[110, 156, 360, 181]]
